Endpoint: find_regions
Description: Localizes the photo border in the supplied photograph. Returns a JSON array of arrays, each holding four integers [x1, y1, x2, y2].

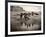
[[5, 0, 45, 37]]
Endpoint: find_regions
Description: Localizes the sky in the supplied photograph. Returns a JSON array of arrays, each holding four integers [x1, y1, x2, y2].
[[20, 5, 41, 12]]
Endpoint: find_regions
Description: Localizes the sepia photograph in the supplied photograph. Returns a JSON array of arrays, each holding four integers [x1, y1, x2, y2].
[[8, 2, 44, 35], [10, 5, 41, 31]]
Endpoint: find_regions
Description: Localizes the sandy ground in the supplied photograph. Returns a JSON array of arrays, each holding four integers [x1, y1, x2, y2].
[[10, 11, 41, 31]]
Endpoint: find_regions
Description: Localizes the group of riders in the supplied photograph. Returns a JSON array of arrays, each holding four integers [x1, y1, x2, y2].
[[19, 12, 32, 27], [20, 13, 31, 21]]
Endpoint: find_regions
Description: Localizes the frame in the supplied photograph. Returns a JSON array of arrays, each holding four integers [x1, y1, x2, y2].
[[5, 0, 45, 37]]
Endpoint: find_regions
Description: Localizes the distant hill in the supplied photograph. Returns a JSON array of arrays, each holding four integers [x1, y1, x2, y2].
[[10, 6, 25, 12]]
